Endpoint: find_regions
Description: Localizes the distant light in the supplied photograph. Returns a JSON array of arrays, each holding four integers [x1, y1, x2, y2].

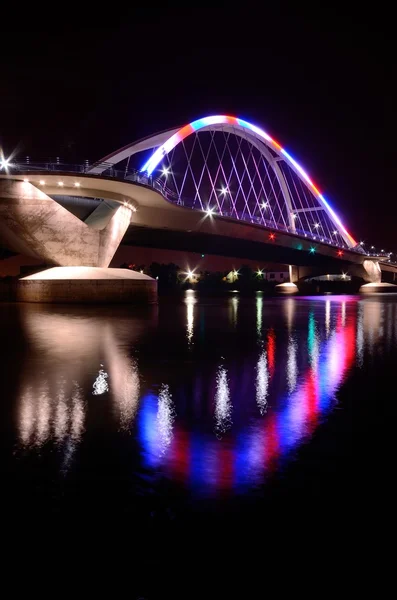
[[314, 223, 320, 228], [333, 230, 338, 235], [220, 187, 228, 195], [39, 180, 45, 185], [291, 213, 297, 219], [381, 249, 384, 253], [156, 276, 159, 280], [269, 233, 276, 241], [341, 272, 347, 279], [261, 202, 269, 209], [140, 269, 143, 274], [58, 181, 64, 187], [337, 250, 344, 257], [206, 207, 214, 216], [201, 254, 205, 258], [187, 270, 194, 278], [74, 182, 80, 187], [360, 241, 364, 245], [233, 270, 238, 276], [371, 245, 375, 249], [0, 158, 10, 169], [23, 178, 29, 183], [309, 247, 316, 254], [162, 167, 170, 176], [257, 269, 263, 276]]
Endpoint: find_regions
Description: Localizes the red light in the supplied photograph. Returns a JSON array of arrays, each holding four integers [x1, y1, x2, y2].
[[269, 233, 276, 241], [337, 250, 343, 257]]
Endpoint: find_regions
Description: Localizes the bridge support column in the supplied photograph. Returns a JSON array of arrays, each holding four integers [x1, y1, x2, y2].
[[275, 265, 299, 294], [355, 259, 397, 293]]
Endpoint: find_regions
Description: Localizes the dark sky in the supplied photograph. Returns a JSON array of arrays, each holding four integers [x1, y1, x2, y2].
[[1, 5, 396, 249]]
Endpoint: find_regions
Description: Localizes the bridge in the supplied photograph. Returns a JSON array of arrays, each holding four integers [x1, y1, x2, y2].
[[1, 114, 396, 300]]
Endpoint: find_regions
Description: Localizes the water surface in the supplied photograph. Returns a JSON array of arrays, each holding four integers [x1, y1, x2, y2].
[[1, 293, 395, 537]]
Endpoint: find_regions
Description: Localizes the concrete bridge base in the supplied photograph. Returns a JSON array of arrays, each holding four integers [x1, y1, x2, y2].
[[275, 282, 299, 294], [14, 267, 157, 304], [359, 282, 397, 294]]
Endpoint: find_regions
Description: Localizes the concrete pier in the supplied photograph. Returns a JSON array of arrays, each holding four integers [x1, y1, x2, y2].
[[14, 267, 157, 304]]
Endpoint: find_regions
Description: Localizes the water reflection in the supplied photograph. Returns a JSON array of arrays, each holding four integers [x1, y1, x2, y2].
[[93, 366, 109, 395], [256, 293, 263, 338], [214, 366, 232, 436], [137, 296, 394, 494], [7, 295, 397, 499], [256, 351, 268, 414], [184, 290, 196, 346], [15, 304, 157, 464], [287, 335, 298, 393], [325, 300, 331, 336], [229, 295, 239, 327], [157, 384, 175, 454]]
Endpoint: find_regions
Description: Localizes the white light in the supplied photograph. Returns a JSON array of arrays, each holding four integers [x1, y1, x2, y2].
[[233, 270, 238, 276], [292, 213, 297, 219], [381, 249, 384, 253], [371, 246, 375, 249], [341, 272, 347, 280], [162, 167, 170, 176], [74, 182, 80, 187], [93, 366, 109, 395], [206, 207, 214, 216], [314, 223, 320, 228], [0, 158, 10, 169], [220, 187, 228, 195], [58, 181, 64, 187], [257, 269, 263, 276], [23, 178, 29, 183], [360, 241, 364, 245], [140, 269, 143, 274], [261, 202, 268, 209], [187, 270, 194, 278], [39, 180, 45, 185], [333, 230, 338, 235]]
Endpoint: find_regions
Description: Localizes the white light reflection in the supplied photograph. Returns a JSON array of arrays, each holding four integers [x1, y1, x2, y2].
[[325, 300, 331, 337], [18, 379, 85, 454], [229, 295, 239, 328], [185, 290, 196, 346], [256, 350, 269, 414], [110, 357, 140, 430], [93, 365, 109, 395], [54, 379, 68, 442], [341, 301, 346, 327], [19, 386, 34, 446], [284, 297, 295, 332], [157, 384, 175, 454], [287, 336, 298, 393], [256, 293, 263, 338], [356, 302, 364, 367], [36, 381, 51, 445], [215, 366, 232, 436]]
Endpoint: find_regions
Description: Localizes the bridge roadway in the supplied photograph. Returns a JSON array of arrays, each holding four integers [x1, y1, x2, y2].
[[1, 171, 396, 284]]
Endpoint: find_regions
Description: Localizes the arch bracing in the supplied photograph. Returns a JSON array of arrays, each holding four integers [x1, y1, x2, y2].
[[89, 115, 356, 248]]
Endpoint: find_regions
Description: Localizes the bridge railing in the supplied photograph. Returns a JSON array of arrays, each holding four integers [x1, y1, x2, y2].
[[4, 160, 394, 260]]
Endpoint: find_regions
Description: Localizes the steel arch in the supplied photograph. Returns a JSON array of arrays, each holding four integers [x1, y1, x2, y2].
[[89, 115, 356, 247]]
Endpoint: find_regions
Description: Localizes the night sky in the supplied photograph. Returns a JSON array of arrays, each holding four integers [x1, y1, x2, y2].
[[1, 5, 395, 249]]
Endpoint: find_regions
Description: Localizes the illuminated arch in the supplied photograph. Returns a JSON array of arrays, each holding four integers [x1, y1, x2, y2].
[[89, 115, 356, 247]]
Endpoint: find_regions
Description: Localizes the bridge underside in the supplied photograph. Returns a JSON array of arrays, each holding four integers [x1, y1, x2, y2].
[[122, 224, 394, 283]]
